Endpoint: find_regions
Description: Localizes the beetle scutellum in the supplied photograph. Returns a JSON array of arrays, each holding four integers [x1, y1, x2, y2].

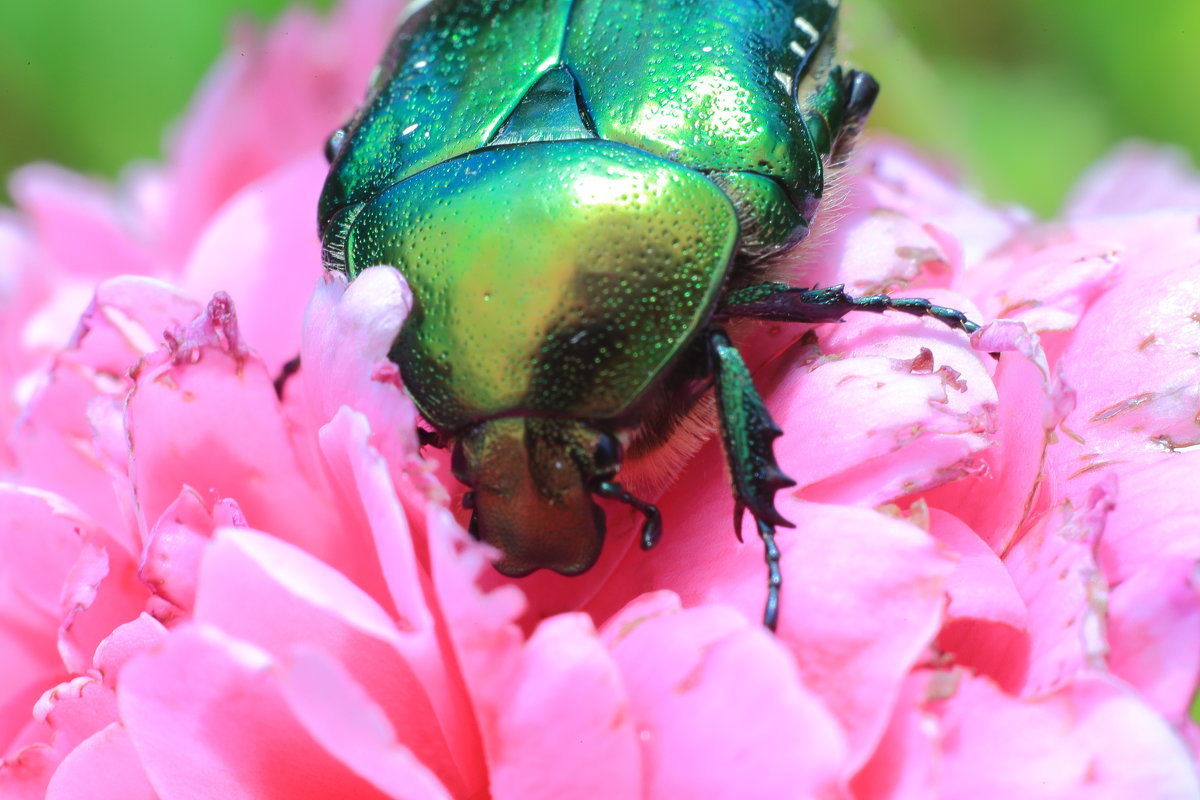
[[316, 0, 980, 630]]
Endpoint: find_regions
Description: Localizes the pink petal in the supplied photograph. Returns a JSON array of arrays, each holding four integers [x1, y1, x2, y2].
[[1002, 485, 1112, 697], [45, 723, 155, 800], [315, 407, 430, 632], [32, 676, 118, 767], [160, 0, 400, 258], [761, 314, 996, 506], [124, 297, 385, 598], [1107, 556, 1200, 726], [0, 744, 58, 799], [300, 267, 422, 473], [928, 509, 1030, 692], [1051, 210, 1200, 479], [10, 277, 204, 551], [92, 614, 169, 686], [0, 488, 89, 750], [193, 527, 477, 796], [849, 673, 940, 800], [279, 647, 454, 800], [1065, 142, 1200, 218], [180, 156, 329, 372], [118, 624, 397, 800], [935, 673, 1200, 798], [7, 164, 155, 280], [601, 600, 846, 799], [138, 487, 228, 614], [921, 320, 1064, 553], [487, 614, 641, 800], [853, 138, 1030, 268], [591, 497, 953, 775], [1097, 457, 1200, 585]]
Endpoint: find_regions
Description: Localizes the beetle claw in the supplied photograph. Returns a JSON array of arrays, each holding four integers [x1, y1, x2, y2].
[[592, 480, 661, 550]]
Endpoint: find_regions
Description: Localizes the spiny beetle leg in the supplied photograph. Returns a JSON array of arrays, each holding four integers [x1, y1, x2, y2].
[[592, 480, 662, 549], [709, 328, 796, 630], [720, 282, 980, 334]]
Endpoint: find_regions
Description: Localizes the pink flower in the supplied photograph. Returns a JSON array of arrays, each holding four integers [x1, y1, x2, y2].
[[2, 1, 1198, 796]]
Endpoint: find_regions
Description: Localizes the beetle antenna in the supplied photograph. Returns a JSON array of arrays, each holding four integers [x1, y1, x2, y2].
[[592, 480, 662, 549]]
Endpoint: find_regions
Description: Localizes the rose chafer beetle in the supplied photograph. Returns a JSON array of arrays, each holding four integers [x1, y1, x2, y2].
[[317, 0, 980, 630]]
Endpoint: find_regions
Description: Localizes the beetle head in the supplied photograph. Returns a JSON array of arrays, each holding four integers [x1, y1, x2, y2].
[[451, 417, 623, 577]]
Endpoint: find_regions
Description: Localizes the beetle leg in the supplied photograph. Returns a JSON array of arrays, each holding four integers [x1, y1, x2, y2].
[[720, 282, 981, 334], [830, 70, 880, 165], [709, 328, 796, 631], [592, 480, 662, 549]]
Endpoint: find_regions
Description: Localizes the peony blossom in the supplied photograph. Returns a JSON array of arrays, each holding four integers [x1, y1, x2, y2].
[[1, 1, 1198, 796]]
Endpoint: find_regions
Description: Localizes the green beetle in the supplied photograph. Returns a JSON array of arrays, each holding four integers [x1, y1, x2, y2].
[[318, 0, 979, 629]]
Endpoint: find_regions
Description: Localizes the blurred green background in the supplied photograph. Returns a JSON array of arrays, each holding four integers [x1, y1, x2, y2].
[[0, 0, 1195, 216]]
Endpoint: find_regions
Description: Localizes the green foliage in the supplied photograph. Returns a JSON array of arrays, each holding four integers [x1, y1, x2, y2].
[[0, 0, 332, 202], [848, 0, 1200, 215]]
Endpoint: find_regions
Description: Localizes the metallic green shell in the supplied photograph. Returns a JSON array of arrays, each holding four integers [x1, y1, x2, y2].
[[319, 0, 851, 428], [320, 0, 842, 234], [318, 0, 576, 230], [343, 140, 739, 430]]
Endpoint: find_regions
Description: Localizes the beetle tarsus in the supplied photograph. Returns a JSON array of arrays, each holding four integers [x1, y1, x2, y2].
[[758, 518, 782, 632], [593, 480, 662, 549], [721, 282, 982, 335]]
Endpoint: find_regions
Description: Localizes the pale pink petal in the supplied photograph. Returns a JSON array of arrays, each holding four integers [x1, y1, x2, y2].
[[45, 723, 156, 800], [1107, 556, 1200, 726], [852, 138, 1031, 268], [193, 527, 476, 796], [488, 614, 640, 800], [763, 501, 953, 773], [10, 277, 204, 550], [935, 673, 1200, 799], [7, 164, 156, 280], [0, 488, 89, 750], [310, 406, 487, 789], [601, 599, 845, 799], [1065, 142, 1200, 218], [92, 614, 169, 686], [118, 624, 396, 800], [315, 407, 431, 631], [963, 239, 1118, 339], [300, 267, 422, 474], [1050, 210, 1200, 480]]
